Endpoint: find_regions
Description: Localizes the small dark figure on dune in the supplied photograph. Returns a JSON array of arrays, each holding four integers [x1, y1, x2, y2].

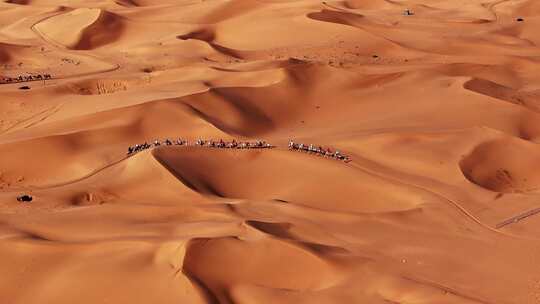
[[17, 195, 32, 202]]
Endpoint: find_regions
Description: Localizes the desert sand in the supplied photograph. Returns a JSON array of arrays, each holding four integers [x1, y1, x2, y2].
[[1, 0, 540, 303]]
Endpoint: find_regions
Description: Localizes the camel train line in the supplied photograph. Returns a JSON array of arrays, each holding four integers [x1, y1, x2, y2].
[[126, 138, 351, 163], [127, 138, 273, 155], [288, 140, 351, 162], [0, 73, 52, 84]]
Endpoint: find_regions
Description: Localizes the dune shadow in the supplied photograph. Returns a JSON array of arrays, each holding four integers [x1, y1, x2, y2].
[[180, 87, 276, 137], [177, 28, 245, 59], [307, 9, 364, 28], [152, 149, 226, 197], [246, 220, 350, 254], [464, 78, 540, 113]]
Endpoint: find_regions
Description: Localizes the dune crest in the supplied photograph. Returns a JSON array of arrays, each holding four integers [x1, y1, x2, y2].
[[33, 8, 123, 50]]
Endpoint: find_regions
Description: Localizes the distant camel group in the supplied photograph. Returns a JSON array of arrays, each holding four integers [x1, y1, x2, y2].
[[288, 140, 351, 162], [127, 138, 273, 155], [0, 73, 52, 84]]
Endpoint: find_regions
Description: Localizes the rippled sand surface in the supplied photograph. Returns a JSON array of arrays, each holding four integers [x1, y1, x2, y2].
[[2, 1, 540, 303]]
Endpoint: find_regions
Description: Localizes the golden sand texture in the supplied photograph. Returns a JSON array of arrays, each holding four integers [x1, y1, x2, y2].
[[2, 0, 540, 303]]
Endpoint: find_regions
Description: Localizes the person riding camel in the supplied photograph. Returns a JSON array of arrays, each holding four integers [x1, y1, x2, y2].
[[325, 148, 333, 156], [165, 139, 173, 145], [403, 9, 414, 16]]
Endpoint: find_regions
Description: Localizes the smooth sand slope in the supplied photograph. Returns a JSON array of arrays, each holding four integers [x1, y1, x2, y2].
[[2, 0, 540, 303]]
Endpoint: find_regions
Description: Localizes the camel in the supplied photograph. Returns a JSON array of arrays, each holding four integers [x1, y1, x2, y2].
[[288, 140, 295, 149], [403, 9, 414, 16]]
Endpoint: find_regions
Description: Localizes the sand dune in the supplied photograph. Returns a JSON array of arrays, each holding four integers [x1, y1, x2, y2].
[[3, 0, 540, 303], [154, 147, 431, 213], [33, 8, 124, 50], [461, 137, 540, 193]]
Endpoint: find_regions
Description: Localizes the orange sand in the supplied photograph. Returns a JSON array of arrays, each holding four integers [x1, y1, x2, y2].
[[2, 0, 540, 303]]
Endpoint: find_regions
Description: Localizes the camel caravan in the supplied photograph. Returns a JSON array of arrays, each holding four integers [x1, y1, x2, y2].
[[127, 138, 273, 156], [288, 140, 351, 163], [0, 73, 52, 84], [126, 138, 351, 164]]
